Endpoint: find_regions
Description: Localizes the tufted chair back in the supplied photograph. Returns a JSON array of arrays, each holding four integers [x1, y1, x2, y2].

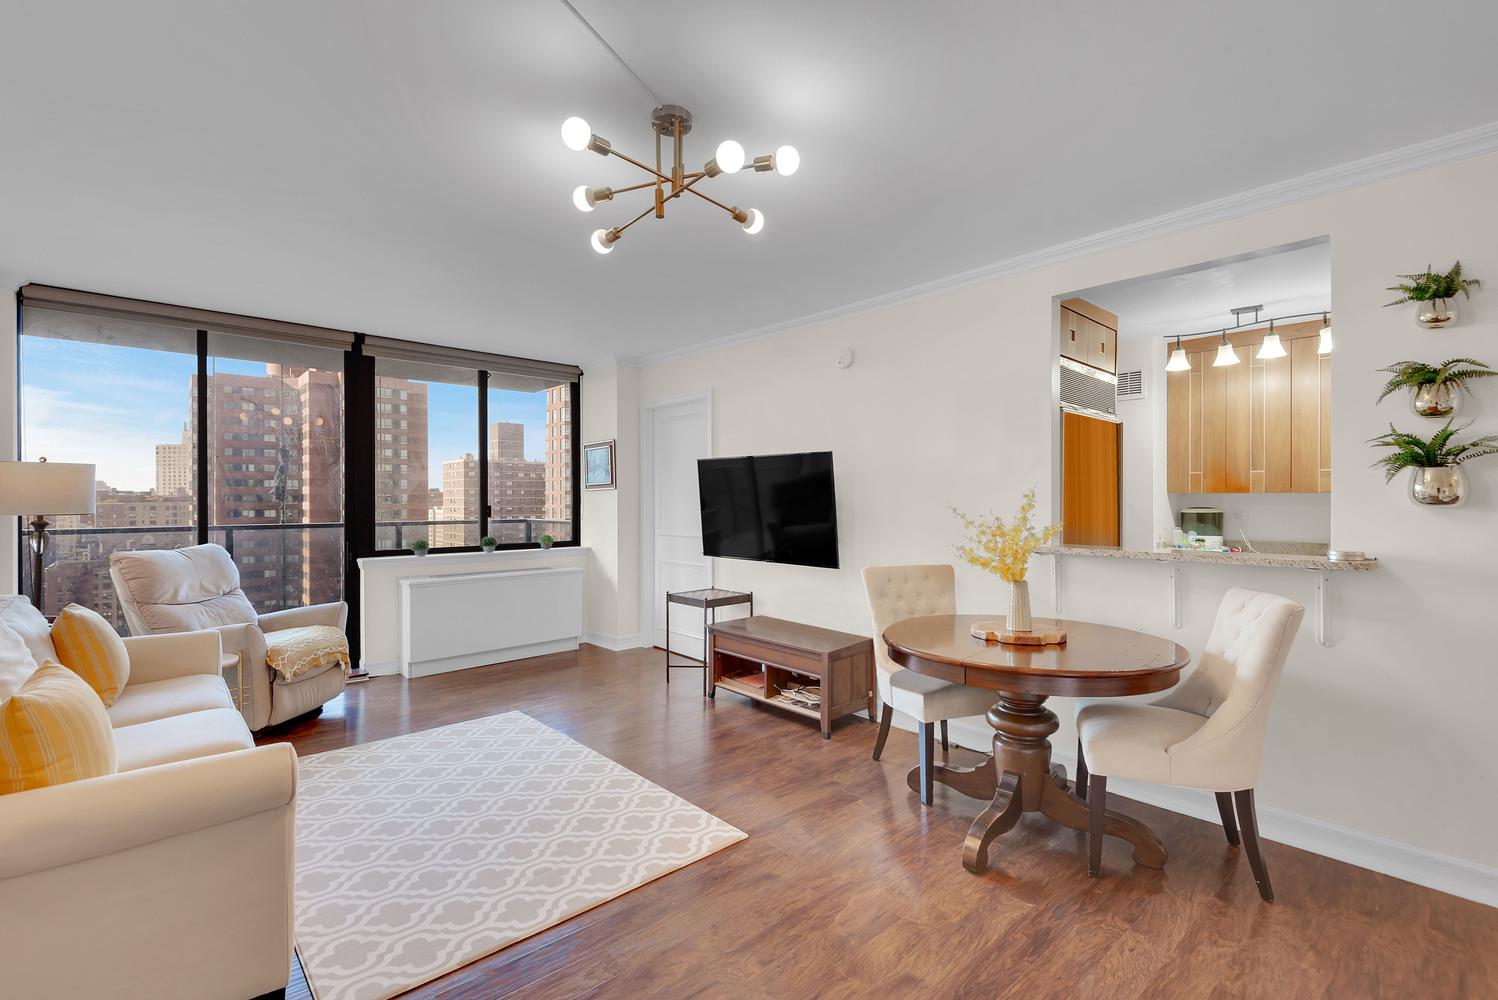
[[862, 564, 957, 681], [1157, 587, 1304, 789]]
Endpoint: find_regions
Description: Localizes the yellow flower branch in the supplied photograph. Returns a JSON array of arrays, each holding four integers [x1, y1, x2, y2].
[[950, 489, 1062, 584]]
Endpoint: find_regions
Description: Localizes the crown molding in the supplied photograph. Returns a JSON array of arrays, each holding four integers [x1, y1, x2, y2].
[[621, 120, 1498, 369]]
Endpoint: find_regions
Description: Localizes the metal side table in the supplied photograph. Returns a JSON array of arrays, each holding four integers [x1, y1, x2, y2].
[[664, 588, 753, 695]]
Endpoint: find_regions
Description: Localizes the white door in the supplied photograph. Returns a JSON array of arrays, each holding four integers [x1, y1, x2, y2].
[[646, 394, 712, 656]]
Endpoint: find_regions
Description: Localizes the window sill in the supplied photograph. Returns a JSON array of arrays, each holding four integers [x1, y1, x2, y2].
[[357, 546, 590, 572]]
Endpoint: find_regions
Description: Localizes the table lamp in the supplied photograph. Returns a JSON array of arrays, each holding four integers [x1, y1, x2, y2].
[[0, 458, 97, 611]]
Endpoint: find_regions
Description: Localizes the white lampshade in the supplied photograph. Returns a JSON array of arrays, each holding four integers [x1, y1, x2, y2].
[[560, 117, 592, 152], [1256, 331, 1287, 359], [741, 208, 765, 235], [1213, 341, 1240, 367], [572, 185, 594, 212], [0, 460, 96, 515], [1165, 346, 1191, 372], [1318, 321, 1333, 355], [772, 144, 800, 176], [714, 139, 746, 174]]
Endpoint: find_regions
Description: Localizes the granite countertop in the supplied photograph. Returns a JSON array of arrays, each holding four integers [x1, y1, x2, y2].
[[1036, 544, 1378, 572]]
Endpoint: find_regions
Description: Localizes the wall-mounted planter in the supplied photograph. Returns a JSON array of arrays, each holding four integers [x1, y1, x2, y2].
[[1412, 382, 1458, 417], [1410, 465, 1466, 506], [1414, 299, 1459, 330]]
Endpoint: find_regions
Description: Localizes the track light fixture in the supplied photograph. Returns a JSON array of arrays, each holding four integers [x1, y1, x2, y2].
[[1256, 319, 1287, 360], [1163, 305, 1333, 372], [561, 106, 796, 253], [1165, 335, 1191, 372]]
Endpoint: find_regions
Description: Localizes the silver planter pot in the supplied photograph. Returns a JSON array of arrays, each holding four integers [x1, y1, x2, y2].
[[1409, 465, 1466, 506], [1412, 382, 1459, 417], [1415, 299, 1458, 329]]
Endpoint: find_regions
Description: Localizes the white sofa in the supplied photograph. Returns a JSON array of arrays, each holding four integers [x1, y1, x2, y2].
[[0, 596, 295, 1000]]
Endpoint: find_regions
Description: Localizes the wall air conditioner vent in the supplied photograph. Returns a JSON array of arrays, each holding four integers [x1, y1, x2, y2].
[[1116, 368, 1146, 401], [1058, 357, 1116, 417]]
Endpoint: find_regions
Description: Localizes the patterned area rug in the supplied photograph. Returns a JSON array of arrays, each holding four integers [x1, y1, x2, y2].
[[294, 712, 745, 1000]]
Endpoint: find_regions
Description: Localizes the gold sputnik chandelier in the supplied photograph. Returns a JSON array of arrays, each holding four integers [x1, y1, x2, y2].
[[555, 0, 798, 254], [561, 107, 799, 254]]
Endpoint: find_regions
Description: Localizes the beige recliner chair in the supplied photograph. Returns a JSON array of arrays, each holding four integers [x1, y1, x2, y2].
[[110, 543, 348, 732]]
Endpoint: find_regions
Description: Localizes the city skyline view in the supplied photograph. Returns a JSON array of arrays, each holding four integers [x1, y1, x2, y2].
[[20, 337, 553, 491]]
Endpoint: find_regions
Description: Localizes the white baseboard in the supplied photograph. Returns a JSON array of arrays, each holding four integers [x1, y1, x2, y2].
[[582, 630, 646, 651], [361, 659, 399, 677], [910, 716, 1498, 909]]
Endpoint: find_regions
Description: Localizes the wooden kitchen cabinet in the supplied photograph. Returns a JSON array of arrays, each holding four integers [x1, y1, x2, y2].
[[1166, 319, 1328, 494], [1059, 299, 1118, 374]]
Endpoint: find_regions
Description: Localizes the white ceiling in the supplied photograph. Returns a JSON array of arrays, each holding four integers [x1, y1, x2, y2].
[[1078, 241, 1331, 342], [1, 1, 1496, 367]]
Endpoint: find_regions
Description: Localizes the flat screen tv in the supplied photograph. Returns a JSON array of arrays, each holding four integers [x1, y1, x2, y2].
[[698, 451, 839, 569]]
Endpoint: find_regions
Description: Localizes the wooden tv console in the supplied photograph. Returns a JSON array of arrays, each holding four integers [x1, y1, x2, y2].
[[707, 616, 876, 740]]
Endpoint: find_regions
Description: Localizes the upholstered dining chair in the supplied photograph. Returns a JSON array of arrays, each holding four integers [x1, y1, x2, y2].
[[1075, 587, 1304, 901], [110, 543, 349, 733], [863, 564, 995, 805]]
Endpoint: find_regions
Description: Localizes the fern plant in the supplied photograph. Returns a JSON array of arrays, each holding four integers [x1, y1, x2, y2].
[[1368, 420, 1498, 482], [1385, 261, 1482, 306], [1377, 358, 1496, 402]]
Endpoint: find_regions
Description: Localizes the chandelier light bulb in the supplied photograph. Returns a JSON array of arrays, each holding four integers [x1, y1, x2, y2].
[[572, 185, 594, 212], [1213, 334, 1239, 367], [1165, 339, 1191, 372], [1256, 323, 1287, 360], [714, 139, 745, 174], [561, 116, 592, 152], [773, 144, 800, 176], [741, 208, 764, 235], [590, 228, 617, 255], [1318, 315, 1333, 355]]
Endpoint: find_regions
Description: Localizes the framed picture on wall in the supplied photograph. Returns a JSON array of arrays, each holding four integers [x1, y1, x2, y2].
[[584, 439, 616, 490]]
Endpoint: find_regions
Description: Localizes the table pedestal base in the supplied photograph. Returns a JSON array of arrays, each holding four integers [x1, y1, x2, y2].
[[904, 691, 1167, 875]]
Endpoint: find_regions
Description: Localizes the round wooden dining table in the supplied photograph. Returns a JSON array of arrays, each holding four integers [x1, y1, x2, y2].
[[883, 614, 1191, 875]]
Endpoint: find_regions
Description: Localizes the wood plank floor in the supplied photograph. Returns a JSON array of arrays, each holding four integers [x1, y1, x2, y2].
[[258, 644, 1498, 999]]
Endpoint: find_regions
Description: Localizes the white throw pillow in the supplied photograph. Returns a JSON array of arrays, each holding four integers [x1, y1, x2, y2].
[[0, 621, 40, 704]]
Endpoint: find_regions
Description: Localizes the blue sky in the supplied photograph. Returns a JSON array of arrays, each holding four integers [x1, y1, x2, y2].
[[21, 338, 550, 492]]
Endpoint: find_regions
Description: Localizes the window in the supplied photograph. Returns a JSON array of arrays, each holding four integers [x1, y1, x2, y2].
[[486, 381, 572, 544], [206, 332, 345, 614], [372, 358, 474, 551], [18, 307, 197, 628]]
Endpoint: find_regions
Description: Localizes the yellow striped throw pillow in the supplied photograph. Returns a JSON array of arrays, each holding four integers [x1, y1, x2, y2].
[[0, 660, 117, 794], [51, 604, 130, 707]]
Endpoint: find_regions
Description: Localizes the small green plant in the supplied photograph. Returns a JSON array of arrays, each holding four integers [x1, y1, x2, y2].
[[410, 539, 430, 552], [539, 534, 555, 548], [479, 535, 497, 549], [1385, 261, 1482, 306], [1377, 358, 1496, 402], [1368, 420, 1498, 481]]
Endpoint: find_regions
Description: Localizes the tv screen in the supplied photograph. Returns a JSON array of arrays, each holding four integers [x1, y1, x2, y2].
[[698, 452, 839, 569]]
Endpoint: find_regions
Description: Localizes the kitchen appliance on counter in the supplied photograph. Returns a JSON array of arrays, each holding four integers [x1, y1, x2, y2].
[[1177, 506, 1225, 548]]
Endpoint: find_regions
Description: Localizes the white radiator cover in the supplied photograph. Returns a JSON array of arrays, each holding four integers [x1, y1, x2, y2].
[[399, 566, 583, 677]]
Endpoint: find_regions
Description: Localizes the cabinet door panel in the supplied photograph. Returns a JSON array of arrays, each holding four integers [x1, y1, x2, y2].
[[1167, 366, 1191, 493], [1290, 337, 1320, 492], [1262, 352, 1292, 492], [1061, 410, 1120, 546], [1224, 353, 1251, 492], [1202, 357, 1228, 492], [1060, 308, 1086, 363]]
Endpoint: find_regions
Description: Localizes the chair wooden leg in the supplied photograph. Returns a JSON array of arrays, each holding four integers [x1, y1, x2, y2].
[[940, 719, 950, 753], [872, 703, 893, 761], [917, 722, 934, 805], [1087, 775, 1107, 876], [1233, 788, 1274, 902], [1076, 738, 1089, 800], [1215, 791, 1241, 846]]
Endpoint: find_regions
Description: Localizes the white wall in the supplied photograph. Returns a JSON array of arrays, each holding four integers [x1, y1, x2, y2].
[[630, 151, 1498, 897], [1173, 492, 1331, 545], [1113, 333, 1164, 549], [579, 365, 640, 647]]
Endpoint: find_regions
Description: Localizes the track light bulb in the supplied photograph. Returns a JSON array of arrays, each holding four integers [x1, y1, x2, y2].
[[572, 185, 593, 212], [561, 117, 592, 152], [590, 228, 618, 254], [741, 209, 764, 235], [1257, 327, 1287, 360], [1318, 316, 1333, 355], [1213, 338, 1240, 367], [1165, 344, 1191, 372]]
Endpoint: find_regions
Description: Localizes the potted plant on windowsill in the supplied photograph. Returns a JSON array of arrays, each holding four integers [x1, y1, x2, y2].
[[539, 534, 555, 549], [480, 535, 497, 552], [1386, 261, 1482, 329], [1369, 420, 1498, 506], [1378, 358, 1495, 417], [951, 489, 1061, 632], [411, 539, 430, 557]]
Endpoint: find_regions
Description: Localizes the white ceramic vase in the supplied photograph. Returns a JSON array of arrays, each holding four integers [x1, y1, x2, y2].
[[1008, 579, 1033, 632]]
